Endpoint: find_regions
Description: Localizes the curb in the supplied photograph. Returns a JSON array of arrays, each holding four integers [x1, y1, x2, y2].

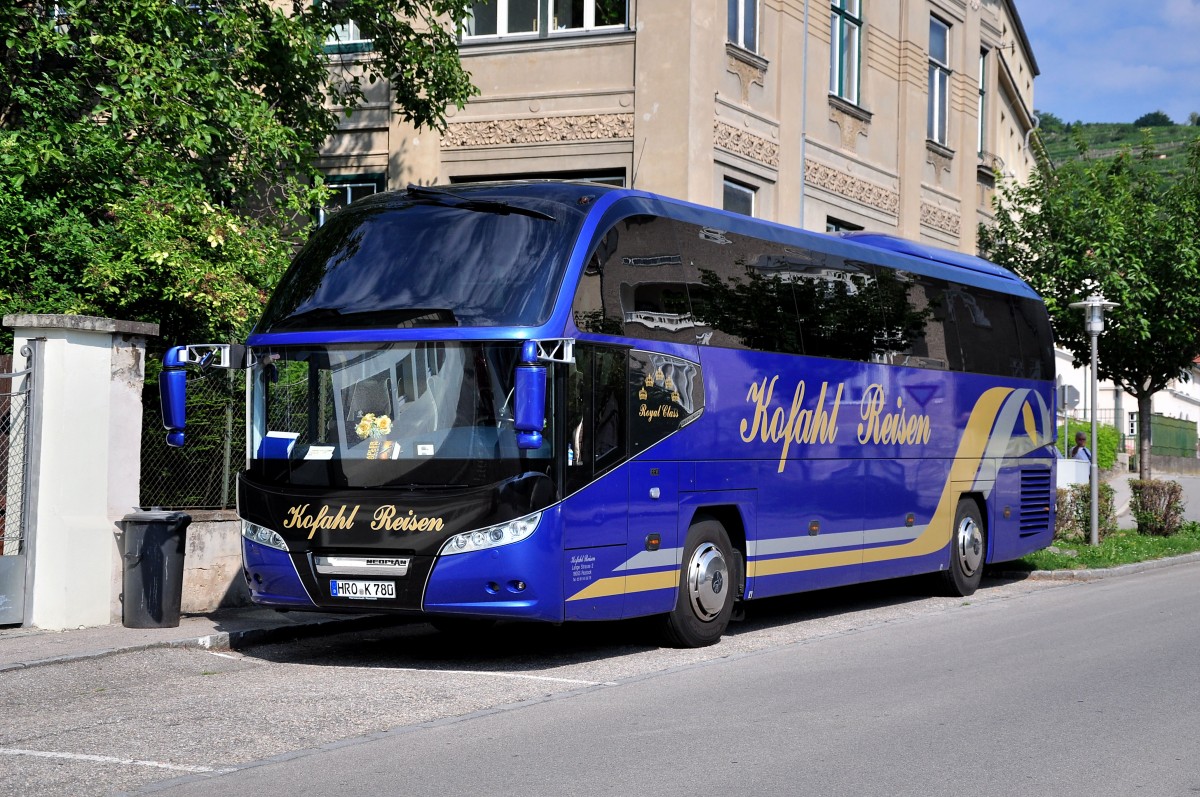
[[0, 614, 406, 674], [997, 550, 1200, 583]]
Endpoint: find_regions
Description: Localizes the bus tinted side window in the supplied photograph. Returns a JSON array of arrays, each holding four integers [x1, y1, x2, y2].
[[572, 215, 697, 343], [867, 267, 949, 371], [939, 283, 1044, 378], [570, 214, 1048, 379], [628, 351, 704, 453], [687, 225, 803, 354], [1010, 296, 1055, 379]]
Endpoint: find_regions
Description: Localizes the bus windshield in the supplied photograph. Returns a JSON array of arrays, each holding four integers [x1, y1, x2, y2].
[[248, 342, 554, 489], [256, 187, 592, 333]]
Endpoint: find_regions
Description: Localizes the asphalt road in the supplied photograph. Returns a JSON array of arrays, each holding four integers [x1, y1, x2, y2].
[[2, 565, 1198, 796]]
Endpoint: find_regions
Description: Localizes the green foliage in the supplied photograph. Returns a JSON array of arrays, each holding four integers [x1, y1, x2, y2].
[[1037, 123, 1199, 175], [0, 0, 475, 350], [1057, 420, 1121, 471], [1128, 479, 1186, 536], [0, 179, 295, 344], [1036, 109, 1065, 133], [1054, 482, 1117, 543], [1134, 110, 1174, 127], [141, 368, 243, 508], [1020, 522, 1200, 571], [980, 134, 1200, 477]]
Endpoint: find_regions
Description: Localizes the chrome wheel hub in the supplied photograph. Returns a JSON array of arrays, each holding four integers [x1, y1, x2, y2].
[[955, 515, 983, 576], [686, 542, 729, 621]]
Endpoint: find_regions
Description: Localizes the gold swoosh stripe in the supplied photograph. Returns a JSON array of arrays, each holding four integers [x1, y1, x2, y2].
[[567, 570, 678, 602], [749, 387, 1012, 576], [566, 387, 1014, 600], [862, 386, 1010, 562]]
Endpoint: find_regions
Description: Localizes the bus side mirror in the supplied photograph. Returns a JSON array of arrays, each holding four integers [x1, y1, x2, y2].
[[161, 346, 188, 447], [513, 341, 546, 450]]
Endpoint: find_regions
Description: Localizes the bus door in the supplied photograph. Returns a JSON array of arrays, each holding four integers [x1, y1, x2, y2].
[[621, 350, 706, 617], [623, 460, 680, 618], [562, 344, 631, 621]]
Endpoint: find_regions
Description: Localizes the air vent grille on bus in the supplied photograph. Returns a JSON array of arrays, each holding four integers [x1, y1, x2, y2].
[[1018, 468, 1053, 535]]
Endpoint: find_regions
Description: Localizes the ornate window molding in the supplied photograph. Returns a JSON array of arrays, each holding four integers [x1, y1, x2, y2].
[[828, 96, 871, 151], [804, 159, 899, 216], [442, 113, 634, 148], [714, 121, 779, 168], [926, 140, 954, 177], [920, 202, 961, 235], [727, 44, 768, 103]]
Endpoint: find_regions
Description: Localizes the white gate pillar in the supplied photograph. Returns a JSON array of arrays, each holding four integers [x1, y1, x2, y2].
[[5, 314, 158, 629]]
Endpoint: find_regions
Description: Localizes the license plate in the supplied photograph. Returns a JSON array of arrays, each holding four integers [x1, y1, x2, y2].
[[330, 580, 395, 600]]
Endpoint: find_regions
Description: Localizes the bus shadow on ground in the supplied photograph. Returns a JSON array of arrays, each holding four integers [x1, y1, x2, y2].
[[728, 569, 1029, 637], [240, 571, 1029, 672]]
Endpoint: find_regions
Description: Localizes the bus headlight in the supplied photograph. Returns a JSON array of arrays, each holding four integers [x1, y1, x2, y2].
[[242, 520, 289, 551], [440, 512, 541, 556]]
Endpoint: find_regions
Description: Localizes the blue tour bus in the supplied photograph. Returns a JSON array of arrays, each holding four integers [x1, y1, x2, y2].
[[161, 181, 1056, 647]]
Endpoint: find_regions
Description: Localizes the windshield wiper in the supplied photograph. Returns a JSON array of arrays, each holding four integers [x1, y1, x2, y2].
[[406, 184, 556, 222], [269, 307, 458, 331], [269, 307, 343, 330]]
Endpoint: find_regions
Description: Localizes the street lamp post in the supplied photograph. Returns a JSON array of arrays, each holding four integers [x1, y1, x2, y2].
[[1069, 293, 1118, 546]]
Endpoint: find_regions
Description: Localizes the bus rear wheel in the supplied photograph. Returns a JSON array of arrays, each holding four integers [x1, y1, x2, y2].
[[661, 519, 736, 648], [940, 499, 985, 597]]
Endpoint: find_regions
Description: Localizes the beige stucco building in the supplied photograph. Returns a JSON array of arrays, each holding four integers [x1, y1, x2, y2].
[[317, 0, 1038, 254]]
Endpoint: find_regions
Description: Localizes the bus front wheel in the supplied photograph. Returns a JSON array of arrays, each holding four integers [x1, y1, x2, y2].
[[940, 499, 985, 597], [661, 519, 735, 648]]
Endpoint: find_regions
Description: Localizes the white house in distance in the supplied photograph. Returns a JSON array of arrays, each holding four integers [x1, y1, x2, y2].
[[1055, 349, 1200, 458]]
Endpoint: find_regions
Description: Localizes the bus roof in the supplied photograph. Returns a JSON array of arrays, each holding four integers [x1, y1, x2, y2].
[[837, 231, 1024, 282]]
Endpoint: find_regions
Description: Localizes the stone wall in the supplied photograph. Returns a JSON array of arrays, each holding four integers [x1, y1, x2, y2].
[[180, 511, 248, 613]]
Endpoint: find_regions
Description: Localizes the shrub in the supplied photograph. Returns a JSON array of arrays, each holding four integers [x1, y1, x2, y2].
[[1128, 479, 1185, 536], [1133, 110, 1174, 127], [1054, 482, 1117, 542]]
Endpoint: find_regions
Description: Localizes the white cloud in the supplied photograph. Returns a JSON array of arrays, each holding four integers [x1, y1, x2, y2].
[[1022, 0, 1200, 123]]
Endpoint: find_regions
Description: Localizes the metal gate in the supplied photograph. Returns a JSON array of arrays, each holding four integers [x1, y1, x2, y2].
[[0, 346, 35, 625]]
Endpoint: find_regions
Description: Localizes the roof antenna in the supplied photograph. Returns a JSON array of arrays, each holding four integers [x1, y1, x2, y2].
[[631, 138, 647, 189]]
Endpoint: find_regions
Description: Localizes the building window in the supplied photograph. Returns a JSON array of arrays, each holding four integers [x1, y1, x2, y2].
[[727, 0, 758, 53], [320, 0, 373, 55], [465, 0, 539, 37], [829, 0, 861, 104], [319, 176, 383, 226], [464, 0, 626, 38], [723, 179, 755, 217], [552, 0, 627, 31], [928, 16, 950, 146], [977, 49, 987, 155], [826, 217, 863, 233]]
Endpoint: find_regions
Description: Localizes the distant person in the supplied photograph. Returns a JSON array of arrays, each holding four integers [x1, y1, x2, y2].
[[1069, 431, 1092, 462]]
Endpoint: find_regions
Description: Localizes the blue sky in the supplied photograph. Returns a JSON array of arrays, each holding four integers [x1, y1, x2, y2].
[[1019, 0, 1200, 124]]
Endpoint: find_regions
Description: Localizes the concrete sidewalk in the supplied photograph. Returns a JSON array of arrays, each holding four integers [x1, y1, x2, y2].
[[0, 608, 404, 674]]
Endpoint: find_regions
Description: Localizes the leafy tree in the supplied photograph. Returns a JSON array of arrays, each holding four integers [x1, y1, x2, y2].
[[1133, 110, 1174, 127], [980, 132, 1200, 479], [0, 0, 475, 349], [1036, 109, 1065, 133], [1190, 111, 1200, 127]]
